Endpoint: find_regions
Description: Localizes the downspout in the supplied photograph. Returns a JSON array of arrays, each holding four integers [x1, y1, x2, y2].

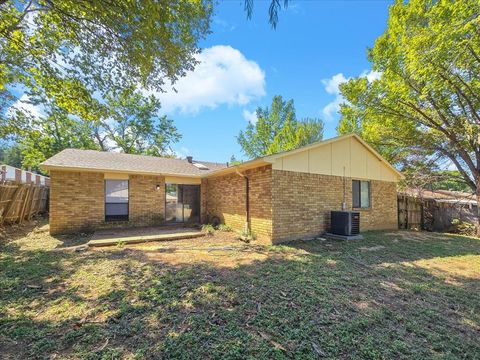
[[235, 168, 250, 233]]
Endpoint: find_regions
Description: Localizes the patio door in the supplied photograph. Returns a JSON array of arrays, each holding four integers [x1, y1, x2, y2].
[[165, 184, 200, 223]]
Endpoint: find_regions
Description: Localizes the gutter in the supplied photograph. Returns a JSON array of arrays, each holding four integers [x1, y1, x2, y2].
[[235, 168, 250, 233]]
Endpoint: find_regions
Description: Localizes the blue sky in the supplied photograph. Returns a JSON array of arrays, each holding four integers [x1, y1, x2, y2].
[[164, 0, 393, 163]]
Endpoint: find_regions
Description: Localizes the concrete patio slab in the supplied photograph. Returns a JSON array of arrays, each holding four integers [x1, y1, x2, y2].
[[88, 226, 205, 247]]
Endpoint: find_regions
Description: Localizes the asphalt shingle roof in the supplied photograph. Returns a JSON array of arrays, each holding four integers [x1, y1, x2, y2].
[[41, 149, 227, 176]]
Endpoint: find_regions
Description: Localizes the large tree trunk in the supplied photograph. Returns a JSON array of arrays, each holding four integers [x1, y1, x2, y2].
[[476, 158, 480, 238], [477, 180, 480, 238]]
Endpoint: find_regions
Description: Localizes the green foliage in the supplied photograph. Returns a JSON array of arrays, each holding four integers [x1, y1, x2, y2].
[[229, 155, 242, 166], [238, 228, 257, 242], [430, 171, 472, 192], [0, 143, 22, 168], [0, 0, 212, 97], [3, 87, 182, 170], [0, 0, 212, 167], [337, 0, 480, 198], [201, 224, 215, 236], [237, 95, 324, 159], [6, 106, 100, 171], [451, 219, 477, 236], [101, 87, 181, 156], [217, 224, 233, 232]]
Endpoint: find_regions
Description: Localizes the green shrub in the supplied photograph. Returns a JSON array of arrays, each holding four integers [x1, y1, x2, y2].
[[451, 218, 477, 236], [217, 224, 233, 232], [201, 224, 215, 236], [237, 228, 257, 243]]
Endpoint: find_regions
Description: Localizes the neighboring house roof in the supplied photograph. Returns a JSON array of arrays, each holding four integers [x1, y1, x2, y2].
[[40, 149, 227, 177], [401, 188, 477, 205], [1, 164, 50, 185]]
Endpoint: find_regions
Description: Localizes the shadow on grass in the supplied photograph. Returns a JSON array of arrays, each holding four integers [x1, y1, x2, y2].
[[287, 230, 480, 265], [0, 230, 479, 359]]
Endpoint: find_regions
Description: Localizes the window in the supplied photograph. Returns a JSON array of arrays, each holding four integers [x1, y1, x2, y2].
[[352, 180, 370, 208], [105, 180, 129, 221]]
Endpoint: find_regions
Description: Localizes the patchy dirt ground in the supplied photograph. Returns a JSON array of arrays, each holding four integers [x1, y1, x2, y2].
[[1, 219, 479, 359]]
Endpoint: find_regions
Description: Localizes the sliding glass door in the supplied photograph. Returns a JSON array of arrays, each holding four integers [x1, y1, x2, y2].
[[165, 184, 200, 223]]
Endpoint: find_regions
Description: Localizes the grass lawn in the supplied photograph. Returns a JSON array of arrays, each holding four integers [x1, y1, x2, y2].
[[1, 220, 479, 359]]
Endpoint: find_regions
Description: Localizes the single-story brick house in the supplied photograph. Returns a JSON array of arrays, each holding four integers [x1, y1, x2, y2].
[[41, 134, 403, 243]]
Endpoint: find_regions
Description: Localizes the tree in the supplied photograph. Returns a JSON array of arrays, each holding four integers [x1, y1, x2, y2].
[[238, 95, 324, 158], [100, 88, 181, 156], [3, 87, 181, 170], [229, 155, 242, 166], [0, 1, 211, 165], [0, 0, 212, 109], [430, 171, 472, 193], [4, 105, 100, 171], [0, 143, 22, 168], [337, 0, 480, 234]]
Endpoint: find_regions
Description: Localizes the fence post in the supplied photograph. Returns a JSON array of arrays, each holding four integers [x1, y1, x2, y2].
[[15, 169, 21, 183], [405, 196, 409, 229], [4, 185, 24, 223], [420, 203, 425, 230]]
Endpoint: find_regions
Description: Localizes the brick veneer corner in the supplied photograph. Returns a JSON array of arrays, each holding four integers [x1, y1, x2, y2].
[[203, 165, 273, 241]]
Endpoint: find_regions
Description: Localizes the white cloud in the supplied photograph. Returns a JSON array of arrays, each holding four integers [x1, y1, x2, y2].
[[361, 70, 382, 83], [175, 146, 191, 159], [322, 73, 348, 95], [321, 70, 381, 120], [242, 109, 258, 124], [8, 94, 45, 119], [154, 45, 265, 114], [321, 73, 349, 120], [322, 97, 344, 120]]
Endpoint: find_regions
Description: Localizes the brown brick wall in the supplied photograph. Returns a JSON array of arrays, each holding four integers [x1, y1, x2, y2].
[[203, 165, 273, 240], [249, 166, 273, 239], [127, 175, 165, 227], [50, 167, 397, 241], [360, 179, 398, 231], [50, 170, 104, 234], [272, 170, 398, 243], [49, 170, 166, 234]]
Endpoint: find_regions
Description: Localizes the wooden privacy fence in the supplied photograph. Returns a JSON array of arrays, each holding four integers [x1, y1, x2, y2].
[[398, 193, 478, 232], [0, 183, 49, 225], [398, 194, 425, 230]]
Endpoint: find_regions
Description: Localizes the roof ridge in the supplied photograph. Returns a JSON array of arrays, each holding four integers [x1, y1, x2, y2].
[[61, 148, 198, 162]]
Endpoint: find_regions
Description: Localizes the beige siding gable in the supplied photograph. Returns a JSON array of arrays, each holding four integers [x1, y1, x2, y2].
[[309, 141, 332, 174], [271, 136, 400, 182]]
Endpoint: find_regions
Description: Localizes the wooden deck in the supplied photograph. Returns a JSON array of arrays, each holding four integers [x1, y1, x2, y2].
[[88, 226, 205, 247]]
